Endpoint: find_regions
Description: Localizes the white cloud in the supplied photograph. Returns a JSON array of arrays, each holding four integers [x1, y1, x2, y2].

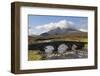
[[79, 29, 87, 32], [34, 20, 74, 34]]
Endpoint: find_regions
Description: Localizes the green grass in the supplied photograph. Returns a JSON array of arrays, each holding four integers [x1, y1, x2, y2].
[[80, 38, 88, 42], [28, 50, 43, 61]]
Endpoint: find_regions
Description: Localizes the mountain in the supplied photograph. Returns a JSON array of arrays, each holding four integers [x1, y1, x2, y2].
[[40, 27, 85, 36]]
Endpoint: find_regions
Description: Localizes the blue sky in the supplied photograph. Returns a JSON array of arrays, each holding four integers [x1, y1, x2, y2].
[[28, 15, 88, 35]]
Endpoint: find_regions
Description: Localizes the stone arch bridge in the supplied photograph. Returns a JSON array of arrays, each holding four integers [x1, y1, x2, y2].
[[28, 41, 87, 53]]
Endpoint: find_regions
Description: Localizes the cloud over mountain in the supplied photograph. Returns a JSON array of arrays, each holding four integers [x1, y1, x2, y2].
[[36, 20, 74, 31], [29, 19, 87, 35]]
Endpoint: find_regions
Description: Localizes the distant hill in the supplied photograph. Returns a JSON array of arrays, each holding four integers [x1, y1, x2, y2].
[[29, 27, 87, 44], [40, 27, 87, 36]]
